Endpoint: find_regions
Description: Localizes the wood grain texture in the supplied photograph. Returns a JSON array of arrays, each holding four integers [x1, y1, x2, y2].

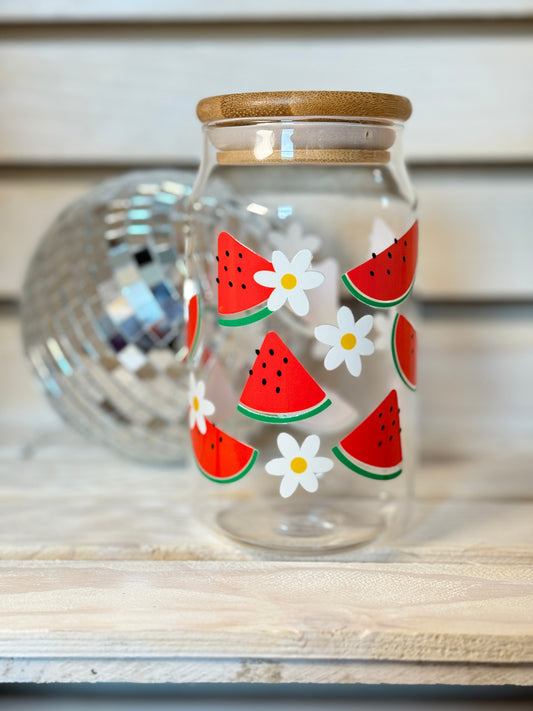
[[0, 33, 532, 163], [2, 0, 533, 23], [3, 658, 533, 685], [2, 167, 533, 300], [196, 91, 412, 122], [0, 561, 532, 664]]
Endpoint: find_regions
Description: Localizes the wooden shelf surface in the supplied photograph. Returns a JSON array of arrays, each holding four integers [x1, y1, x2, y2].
[[1, 314, 532, 685]]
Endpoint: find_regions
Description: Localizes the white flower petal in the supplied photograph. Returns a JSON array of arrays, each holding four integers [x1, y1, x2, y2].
[[280, 474, 299, 498], [277, 432, 300, 459], [254, 269, 278, 287], [265, 457, 289, 476], [337, 306, 355, 332], [196, 379, 205, 399], [300, 470, 319, 493], [314, 324, 340, 347], [272, 250, 291, 273], [357, 337, 375, 356], [189, 372, 195, 390], [299, 270, 324, 290], [345, 350, 362, 377], [287, 289, 309, 316], [267, 287, 288, 312], [310, 456, 334, 473], [354, 314, 374, 338], [290, 248, 312, 274], [324, 346, 345, 371], [301, 434, 320, 460], [188, 408, 196, 430], [202, 398, 215, 416], [196, 412, 207, 434]]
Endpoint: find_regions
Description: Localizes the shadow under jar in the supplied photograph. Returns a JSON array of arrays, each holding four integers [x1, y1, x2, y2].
[[186, 91, 418, 554]]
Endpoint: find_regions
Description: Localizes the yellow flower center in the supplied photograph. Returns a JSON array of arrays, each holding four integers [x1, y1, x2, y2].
[[281, 273, 297, 290], [340, 333, 357, 350], [193, 396, 200, 411], [290, 456, 307, 474]]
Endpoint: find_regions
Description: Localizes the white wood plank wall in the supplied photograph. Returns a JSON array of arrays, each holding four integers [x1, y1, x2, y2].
[[0, 2, 531, 457]]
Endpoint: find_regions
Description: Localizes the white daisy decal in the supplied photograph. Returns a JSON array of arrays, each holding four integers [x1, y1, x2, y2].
[[254, 249, 324, 317], [266, 432, 333, 499], [188, 372, 215, 434], [268, 222, 322, 258], [314, 307, 375, 377]]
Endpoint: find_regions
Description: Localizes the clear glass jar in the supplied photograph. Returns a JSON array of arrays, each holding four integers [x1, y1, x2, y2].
[[186, 91, 418, 554]]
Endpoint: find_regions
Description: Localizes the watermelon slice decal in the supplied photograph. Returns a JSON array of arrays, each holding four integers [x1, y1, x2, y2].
[[191, 418, 257, 483], [216, 232, 274, 327], [342, 220, 418, 308], [187, 293, 201, 360], [391, 313, 417, 391], [238, 332, 331, 423], [332, 389, 403, 480]]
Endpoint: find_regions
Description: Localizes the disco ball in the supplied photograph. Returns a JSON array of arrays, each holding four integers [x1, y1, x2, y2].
[[20, 170, 219, 463]]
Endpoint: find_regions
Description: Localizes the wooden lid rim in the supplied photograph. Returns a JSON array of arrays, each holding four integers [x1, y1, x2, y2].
[[197, 91, 412, 123]]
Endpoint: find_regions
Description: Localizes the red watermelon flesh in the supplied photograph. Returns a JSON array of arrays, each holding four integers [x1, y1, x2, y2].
[[190, 417, 257, 483], [217, 232, 274, 326], [342, 221, 418, 308], [187, 293, 201, 360], [392, 313, 417, 391], [332, 389, 402, 480], [238, 332, 331, 423]]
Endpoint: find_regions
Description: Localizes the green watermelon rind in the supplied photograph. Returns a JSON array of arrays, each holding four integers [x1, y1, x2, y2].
[[391, 312, 416, 392], [332, 445, 402, 481], [237, 396, 331, 424], [341, 273, 414, 309], [194, 447, 258, 484], [187, 293, 202, 362], [218, 305, 272, 328]]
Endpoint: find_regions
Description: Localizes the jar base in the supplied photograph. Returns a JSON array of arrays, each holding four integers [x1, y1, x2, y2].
[[214, 499, 391, 554]]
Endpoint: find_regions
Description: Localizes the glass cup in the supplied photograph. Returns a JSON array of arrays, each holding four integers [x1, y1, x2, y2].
[[186, 91, 418, 554]]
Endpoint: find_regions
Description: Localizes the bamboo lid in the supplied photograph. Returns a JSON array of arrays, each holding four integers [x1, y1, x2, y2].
[[197, 90, 412, 123]]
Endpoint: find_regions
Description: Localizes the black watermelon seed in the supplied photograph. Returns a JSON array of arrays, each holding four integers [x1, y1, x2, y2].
[[411, 333, 414, 339], [404, 240, 407, 246], [276, 387, 280, 393], [215, 277, 219, 283], [283, 357, 288, 364], [241, 284, 246, 289], [255, 349, 260, 355], [229, 281, 234, 287], [370, 270, 375, 277], [211, 443, 214, 450], [225, 250, 230, 257], [262, 362, 267, 368], [402, 256, 406, 262], [262, 378, 267, 386], [392, 419, 396, 425], [394, 238, 398, 243], [378, 412, 382, 418], [219, 436, 223, 442], [372, 252, 376, 258], [387, 269, 391, 275], [249, 369, 253, 375], [381, 425, 385, 431], [387, 252, 392, 258], [238, 252, 243, 258], [389, 435, 393, 441], [277, 370, 282, 376], [215, 256, 219, 261], [224, 265, 228, 271], [269, 349, 274, 356], [237, 266, 242, 272], [390, 406, 393, 413], [378, 441, 382, 447]]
